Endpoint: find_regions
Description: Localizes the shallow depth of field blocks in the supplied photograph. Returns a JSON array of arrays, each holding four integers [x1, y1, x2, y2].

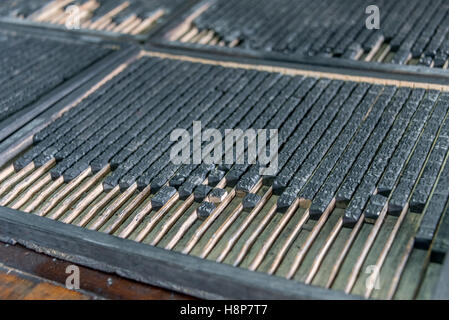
[[167, 0, 449, 68], [0, 30, 112, 126]]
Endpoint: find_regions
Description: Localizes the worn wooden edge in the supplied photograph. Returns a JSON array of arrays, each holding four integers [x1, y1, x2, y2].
[[149, 25, 449, 88], [0, 242, 191, 300], [0, 206, 360, 300], [0, 263, 99, 299], [145, 42, 449, 90], [0, 45, 140, 169]]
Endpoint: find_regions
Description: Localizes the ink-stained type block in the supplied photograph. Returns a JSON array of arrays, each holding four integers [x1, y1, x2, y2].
[[151, 186, 177, 210], [208, 169, 226, 187], [209, 188, 228, 203], [236, 173, 260, 194], [242, 193, 262, 211], [197, 202, 216, 220], [194, 185, 213, 202], [365, 194, 388, 223]]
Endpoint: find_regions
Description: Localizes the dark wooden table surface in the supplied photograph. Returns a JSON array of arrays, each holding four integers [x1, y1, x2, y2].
[[0, 242, 193, 300]]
